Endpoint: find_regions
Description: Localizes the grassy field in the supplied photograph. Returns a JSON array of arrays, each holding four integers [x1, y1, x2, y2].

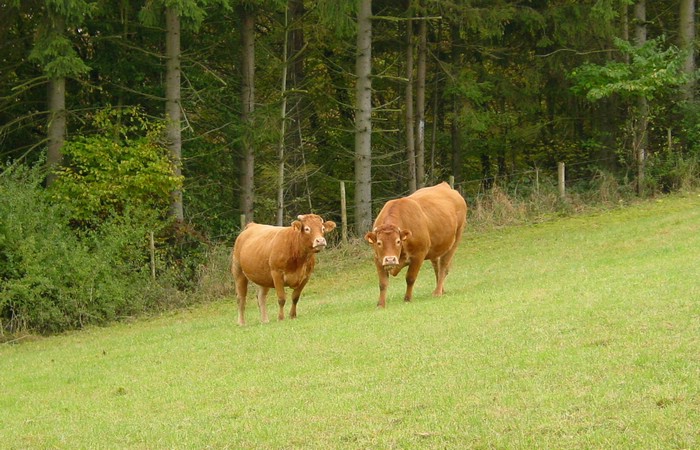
[[2, 193, 699, 449]]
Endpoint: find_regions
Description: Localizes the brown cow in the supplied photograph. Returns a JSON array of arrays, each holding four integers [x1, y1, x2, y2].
[[231, 214, 336, 325], [365, 182, 467, 308]]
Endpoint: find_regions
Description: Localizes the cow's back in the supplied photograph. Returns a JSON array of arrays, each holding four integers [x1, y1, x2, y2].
[[411, 182, 467, 242], [378, 182, 466, 258]]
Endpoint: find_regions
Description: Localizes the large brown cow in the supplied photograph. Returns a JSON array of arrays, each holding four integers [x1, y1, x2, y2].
[[365, 182, 467, 308], [232, 214, 336, 325]]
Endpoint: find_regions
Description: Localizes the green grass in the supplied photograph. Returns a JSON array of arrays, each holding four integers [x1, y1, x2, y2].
[[2, 193, 700, 449]]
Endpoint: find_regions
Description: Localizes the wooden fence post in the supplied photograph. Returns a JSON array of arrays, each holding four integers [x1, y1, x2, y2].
[[340, 181, 348, 245], [449, 175, 454, 189], [558, 162, 566, 199], [149, 231, 156, 281]]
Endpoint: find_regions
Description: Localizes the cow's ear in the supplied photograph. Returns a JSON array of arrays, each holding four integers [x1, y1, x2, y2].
[[292, 220, 302, 230], [364, 231, 376, 244], [324, 221, 337, 232], [400, 229, 411, 241]]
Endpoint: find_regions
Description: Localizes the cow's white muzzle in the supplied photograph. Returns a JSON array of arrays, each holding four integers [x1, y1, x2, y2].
[[313, 237, 327, 251], [382, 255, 399, 268]]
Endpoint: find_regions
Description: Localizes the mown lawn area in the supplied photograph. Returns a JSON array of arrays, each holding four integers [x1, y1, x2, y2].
[[2, 193, 699, 449]]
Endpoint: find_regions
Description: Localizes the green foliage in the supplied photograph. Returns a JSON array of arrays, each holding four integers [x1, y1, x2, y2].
[[0, 105, 206, 335], [0, 164, 165, 334], [28, 33, 90, 79], [138, 0, 232, 30], [646, 150, 700, 193], [315, 0, 358, 38], [4, 0, 700, 244], [570, 37, 689, 101], [26, 0, 95, 78], [444, 67, 494, 134], [679, 101, 700, 156], [50, 107, 181, 227]]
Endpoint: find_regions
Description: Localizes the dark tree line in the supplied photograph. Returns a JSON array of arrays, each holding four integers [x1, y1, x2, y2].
[[1, 0, 698, 240]]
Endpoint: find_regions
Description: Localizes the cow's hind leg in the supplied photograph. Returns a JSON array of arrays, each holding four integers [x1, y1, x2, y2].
[[233, 266, 249, 326], [257, 286, 270, 324], [434, 243, 459, 296], [434, 222, 466, 296], [430, 259, 442, 295]]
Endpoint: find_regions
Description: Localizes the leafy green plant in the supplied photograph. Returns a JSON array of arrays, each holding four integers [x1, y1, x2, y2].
[[50, 107, 181, 227], [0, 164, 168, 335], [647, 151, 700, 192], [570, 37, 688, 102]]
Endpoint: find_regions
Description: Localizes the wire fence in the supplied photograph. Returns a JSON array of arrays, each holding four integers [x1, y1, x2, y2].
[[306, 157, 617, 222], [213, 155, 629, 244]]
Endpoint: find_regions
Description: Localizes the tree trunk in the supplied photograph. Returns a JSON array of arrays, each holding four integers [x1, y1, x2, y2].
[[46, 76, 66, 187], [430, 19, 442, 180], [449, 20, 463, 188], [405, 4, 416, 193], [621, 2, 630, 64], [276, 5, 289, 226], [45, 11, 68, 188], [288, 0, 306, 215], [679, 0, 696, 101], [240, 7, 256, 224], [165, 6, 183, 222], [354, 0, 373, 234], [415, 2, 427, 188], [633, 0, 647, 195]]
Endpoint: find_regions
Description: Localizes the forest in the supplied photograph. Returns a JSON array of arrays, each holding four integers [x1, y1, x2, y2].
[[1, 0, 699, 334]]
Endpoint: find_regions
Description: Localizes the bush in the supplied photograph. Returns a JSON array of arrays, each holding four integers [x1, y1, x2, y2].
[[0, 164, 167, 335], [50, 107, 180, 228], [647, 151, 700, 193]]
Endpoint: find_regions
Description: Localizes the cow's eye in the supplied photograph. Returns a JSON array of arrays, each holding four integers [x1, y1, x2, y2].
[[377, 241, 383, 247], [396, 239, 401, 246], [321, 226, 325, 233], [304, 226, 311, 233]]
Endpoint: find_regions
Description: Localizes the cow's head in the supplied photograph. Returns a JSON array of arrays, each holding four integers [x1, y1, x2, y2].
[[292, 214, 336, 252], [365, 224, 411, 269]]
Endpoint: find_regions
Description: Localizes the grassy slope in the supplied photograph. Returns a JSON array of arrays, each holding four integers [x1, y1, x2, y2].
[[1, 193, 699, 449]]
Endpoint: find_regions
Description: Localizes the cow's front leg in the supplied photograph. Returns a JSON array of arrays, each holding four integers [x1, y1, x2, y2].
[[404, 257, 424, 302], [271, 270, 287, 321], [375, 263, 390, 308], [289, 278, 309, 319]]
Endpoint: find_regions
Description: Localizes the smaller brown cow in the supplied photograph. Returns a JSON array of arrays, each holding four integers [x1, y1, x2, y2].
[[231, 214, 336, 325], [365, 182, 467, 308]]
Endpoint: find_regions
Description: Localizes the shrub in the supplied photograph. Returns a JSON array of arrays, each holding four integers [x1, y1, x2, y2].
[[50, 107, 181, 228], [0, 164, 166, 335], [0, 109, 215, 336], [646, 151, 700, 193]]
